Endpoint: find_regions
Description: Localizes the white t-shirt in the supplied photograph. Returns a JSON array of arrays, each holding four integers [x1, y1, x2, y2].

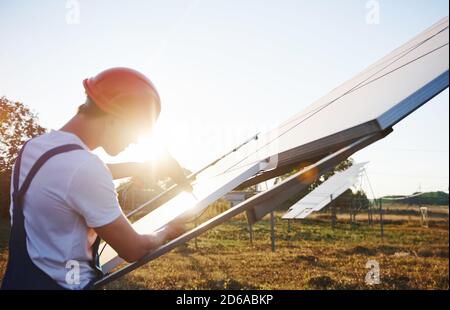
[[9, 130, 122, 289]]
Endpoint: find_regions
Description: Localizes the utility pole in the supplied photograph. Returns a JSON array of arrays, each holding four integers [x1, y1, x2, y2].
[[194, 218, 198, 250], [331, 194, 336, 230], [131, 186, 135, 210], [270, 211, 275, 252], [379, 198, 384, 241], [351, 198, 356, 229], [249, 223, 253, 246], [349, 198, 353, 225]]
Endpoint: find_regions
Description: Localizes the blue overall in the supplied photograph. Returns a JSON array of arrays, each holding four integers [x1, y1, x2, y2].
[[1, 142, 103, 290]]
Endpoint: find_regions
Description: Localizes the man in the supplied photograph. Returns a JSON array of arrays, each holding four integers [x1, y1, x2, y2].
[[1, 67, 185, 290]]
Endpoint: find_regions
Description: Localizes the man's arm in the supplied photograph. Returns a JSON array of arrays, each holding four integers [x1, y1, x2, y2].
[[106, 156, 193, 192], [68, 159, 184, 263], [106, 162, 144, 180]]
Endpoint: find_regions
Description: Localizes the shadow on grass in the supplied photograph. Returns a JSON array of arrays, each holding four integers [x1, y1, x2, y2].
[[179, 245, 260, 290]]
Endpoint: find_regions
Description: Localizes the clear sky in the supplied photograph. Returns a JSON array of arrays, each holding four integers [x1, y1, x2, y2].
[[0, 0, 448, 197]]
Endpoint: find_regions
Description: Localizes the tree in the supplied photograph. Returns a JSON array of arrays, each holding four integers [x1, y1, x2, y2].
[[1, 97, 46, 217], [331, 189, 370, 213], [309, 159, 354, 191], [278, 158, 373, 213], [277, 158, 355, 209], [406, 191, 449, 205], [279, 158, 354, 189], [381, 191, 449, 205]]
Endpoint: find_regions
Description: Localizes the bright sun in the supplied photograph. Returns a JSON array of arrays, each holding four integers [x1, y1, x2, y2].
[[99, 115, 200, 172], [124, 123, 170, 163]]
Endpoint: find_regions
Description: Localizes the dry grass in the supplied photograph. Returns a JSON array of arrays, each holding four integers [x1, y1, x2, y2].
[[0, 205, 448, 290], [105, 205, 449, 290]]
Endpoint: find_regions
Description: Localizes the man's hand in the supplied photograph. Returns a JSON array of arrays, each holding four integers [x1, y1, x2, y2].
[[106, 161, 164, 185], [107, 154, 193, 191], [156, 153, 193, 192], [106, 162, 149, 181], [96, 215, 187, 263]]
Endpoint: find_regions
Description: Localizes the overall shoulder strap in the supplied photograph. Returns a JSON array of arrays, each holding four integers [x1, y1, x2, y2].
[[12, 141, 30, 204]]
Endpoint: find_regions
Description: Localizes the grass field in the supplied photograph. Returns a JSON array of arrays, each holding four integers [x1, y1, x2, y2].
[[0, 204, 448, 290]]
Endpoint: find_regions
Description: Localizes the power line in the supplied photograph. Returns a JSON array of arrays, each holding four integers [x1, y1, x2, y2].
[[368, 172, 449, 179], [367, 148, 449, 153]]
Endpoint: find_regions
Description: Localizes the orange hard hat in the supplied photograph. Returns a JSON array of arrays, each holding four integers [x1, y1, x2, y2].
[[83, 67, 161, 128]]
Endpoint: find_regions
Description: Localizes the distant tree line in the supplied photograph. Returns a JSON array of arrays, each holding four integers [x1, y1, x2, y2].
[[381, 191, 449, 206]]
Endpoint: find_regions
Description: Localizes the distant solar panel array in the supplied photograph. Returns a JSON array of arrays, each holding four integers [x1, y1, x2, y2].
[[282, 162, 367, 220], [95, 17, 449, 287]]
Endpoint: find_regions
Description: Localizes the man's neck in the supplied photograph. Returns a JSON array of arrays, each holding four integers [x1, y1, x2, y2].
[[59, 115, 101, 151]]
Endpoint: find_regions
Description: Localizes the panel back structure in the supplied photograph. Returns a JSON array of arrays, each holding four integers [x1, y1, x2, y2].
[[282, 162, 367, 219]]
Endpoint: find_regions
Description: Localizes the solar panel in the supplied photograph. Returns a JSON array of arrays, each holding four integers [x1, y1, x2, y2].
[[282, 163, 367, 219]]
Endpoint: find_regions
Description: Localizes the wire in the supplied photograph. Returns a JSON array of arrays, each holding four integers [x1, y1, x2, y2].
[[369, 148, 449, 153], [363, 168, 378, 202], [368, 172, 448, 179]]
